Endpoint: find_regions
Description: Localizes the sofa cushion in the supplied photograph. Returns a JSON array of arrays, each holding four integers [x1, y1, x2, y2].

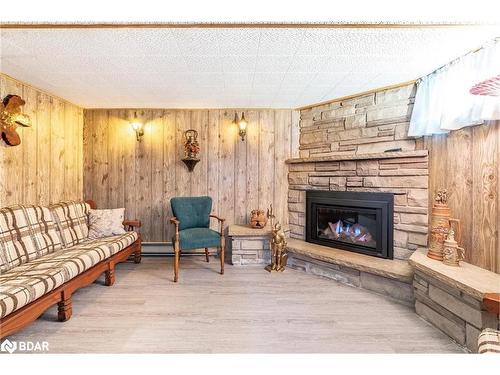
[[175, 227, 221, 250], [0, 205, 62, 272], [49, 201, 90, 248], [0, 231, 138, 318], [170, 196, 212, 231], [88, 208, 126, 239], [478, 328, 500, 354]]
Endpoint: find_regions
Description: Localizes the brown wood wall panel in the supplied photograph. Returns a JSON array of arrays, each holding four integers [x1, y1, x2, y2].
[[0, 73, 83, 207], [83, 109, 299, 242], [425, 121, 499, 273]]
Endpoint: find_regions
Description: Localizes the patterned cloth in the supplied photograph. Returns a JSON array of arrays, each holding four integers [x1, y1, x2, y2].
[[0, 205, 62, 273], [49, 201, 90, 248], [0, 231, 138, 319], [478, 328, 500, 354], [88, 208, 126, 239]]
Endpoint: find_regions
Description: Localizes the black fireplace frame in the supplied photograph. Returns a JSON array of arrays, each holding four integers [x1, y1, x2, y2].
[[306, 190, 394, 259]]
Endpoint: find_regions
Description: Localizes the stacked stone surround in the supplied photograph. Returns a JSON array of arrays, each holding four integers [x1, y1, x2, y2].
[[298, 84, 417, 158], [287, 150, 429, 260], [409, 249, 500, 352], [413, 271, 499, 352], [228, 225, 273, 265], [287, 253, 414, 306], [288, 83, 428, 261]]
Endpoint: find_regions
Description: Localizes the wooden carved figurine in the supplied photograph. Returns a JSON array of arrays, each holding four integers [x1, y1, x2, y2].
[[0, 95, 31, 146], [265, 222, 288, 272], [249, 209, 268, 229]]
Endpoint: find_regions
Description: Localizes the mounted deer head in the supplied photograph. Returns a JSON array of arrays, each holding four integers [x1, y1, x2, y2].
[[0, 94, 32, 146]]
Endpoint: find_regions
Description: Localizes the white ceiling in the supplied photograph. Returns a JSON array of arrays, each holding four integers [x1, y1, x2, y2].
[[1, 26, 499, 108]]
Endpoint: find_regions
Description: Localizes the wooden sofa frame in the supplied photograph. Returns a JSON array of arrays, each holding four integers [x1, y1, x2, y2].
[[0, 200, 142, 339]]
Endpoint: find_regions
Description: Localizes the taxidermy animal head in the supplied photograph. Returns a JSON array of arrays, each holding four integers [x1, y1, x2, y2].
[[0, 94, 32, 146]]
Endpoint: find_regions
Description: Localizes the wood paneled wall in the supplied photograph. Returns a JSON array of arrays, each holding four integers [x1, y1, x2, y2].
[[425, 121, 499, 273], [0, 73, 83, 207], [83, 109, 299, 242]]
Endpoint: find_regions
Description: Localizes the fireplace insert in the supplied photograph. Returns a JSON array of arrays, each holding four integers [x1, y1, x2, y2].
[[306, 191, 393, 259]]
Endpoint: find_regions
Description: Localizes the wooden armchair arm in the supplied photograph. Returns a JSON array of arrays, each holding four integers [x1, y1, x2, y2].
[[170, 217, 180, 241], [123, 220, 141, 231], [210, 214, 225, 235]]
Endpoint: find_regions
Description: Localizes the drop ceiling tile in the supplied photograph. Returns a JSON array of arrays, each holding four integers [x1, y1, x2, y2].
[[183, 55, 223, 73], [288, 55, 329, 73], [253, 72, 285, 86], [254, 55, 292, 72], [281, 72, 317, 87], [222, 55, 257, 72], [258, 29, 305, 55], [2, 26, 499, 108], [218, 28, 261, 55], [170, 29, 221, 55]]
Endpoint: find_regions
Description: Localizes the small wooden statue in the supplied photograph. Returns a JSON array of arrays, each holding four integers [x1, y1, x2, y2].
[[265, 222, 288, 272], [0, 95, 32, 146]]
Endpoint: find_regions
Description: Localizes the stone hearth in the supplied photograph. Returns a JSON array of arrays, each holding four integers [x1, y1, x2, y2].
[[287, 150, 429, 260]]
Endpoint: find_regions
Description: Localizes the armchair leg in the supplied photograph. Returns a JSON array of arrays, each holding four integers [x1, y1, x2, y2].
[[174, 245, 180, 283], [205, 248, 210, 262], [220, 244, 225, 275]]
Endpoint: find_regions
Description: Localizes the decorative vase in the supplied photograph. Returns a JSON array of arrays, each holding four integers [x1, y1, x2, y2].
[[428, 189, 461, 261], [182, 129, 200, 172], [442, 229, 465, 267]]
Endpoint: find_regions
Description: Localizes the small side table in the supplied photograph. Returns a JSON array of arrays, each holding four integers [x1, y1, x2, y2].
[[228, 224, 272, 265]]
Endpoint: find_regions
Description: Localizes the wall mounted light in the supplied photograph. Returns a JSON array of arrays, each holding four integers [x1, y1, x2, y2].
[[233, 111, 247, 141], [130, 111, 144, 142]]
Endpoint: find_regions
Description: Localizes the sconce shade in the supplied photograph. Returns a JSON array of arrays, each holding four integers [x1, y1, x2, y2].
[[236, 111, 247, 141], [130, 111, 144, 141], [239, 112, 248, 130], [131, 121, 142, 131]]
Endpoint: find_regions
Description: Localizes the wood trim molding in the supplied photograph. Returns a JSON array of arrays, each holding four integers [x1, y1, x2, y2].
[[296, 79, 417, 111], [0, 22, 486, 29]]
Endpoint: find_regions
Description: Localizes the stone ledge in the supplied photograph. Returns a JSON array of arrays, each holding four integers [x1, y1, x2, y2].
[[409, 249, 500, 300], [287, 238, 413, 284], [286, 150, 428, 164], [228, 224, 272, 237]]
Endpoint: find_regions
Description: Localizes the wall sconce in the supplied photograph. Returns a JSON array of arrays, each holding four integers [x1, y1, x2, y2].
[[130, 111, 144, 142], [233, 111, 247, 141]]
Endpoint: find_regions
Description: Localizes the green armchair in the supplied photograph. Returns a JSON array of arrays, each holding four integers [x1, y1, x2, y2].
[[169, 196, 225, 282]]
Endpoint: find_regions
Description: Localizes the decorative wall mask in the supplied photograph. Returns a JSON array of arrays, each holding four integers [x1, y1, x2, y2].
[[249, 209, 268, 229], [0, 95, 32, 146]]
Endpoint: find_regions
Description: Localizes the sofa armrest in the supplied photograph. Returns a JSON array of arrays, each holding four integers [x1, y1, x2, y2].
[[123, 220, 141, 232], [483, 293, 500, 316]]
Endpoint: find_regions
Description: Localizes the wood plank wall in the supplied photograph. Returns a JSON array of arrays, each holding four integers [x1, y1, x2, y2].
[[425, 121, 499, 273], [83, 109, 299, 242], [0, 73, 83, 207]]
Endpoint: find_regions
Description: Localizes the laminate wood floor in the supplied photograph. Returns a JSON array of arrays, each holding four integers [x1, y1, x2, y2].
[[9, 257, 466, 353]]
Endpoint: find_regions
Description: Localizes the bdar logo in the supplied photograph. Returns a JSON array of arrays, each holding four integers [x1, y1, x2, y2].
[[0, 339, 17, 354]]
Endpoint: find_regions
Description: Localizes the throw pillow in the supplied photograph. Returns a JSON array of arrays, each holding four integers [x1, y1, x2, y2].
[[88, 208, 126, 239]]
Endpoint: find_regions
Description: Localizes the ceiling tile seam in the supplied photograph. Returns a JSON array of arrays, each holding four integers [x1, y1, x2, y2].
[[250, 30, 262, 106], [319, 70, 354, 103], [283, 30, 319, 106]]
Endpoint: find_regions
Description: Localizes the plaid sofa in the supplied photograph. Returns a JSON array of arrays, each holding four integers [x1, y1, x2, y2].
[[0, 201, 139, 319]]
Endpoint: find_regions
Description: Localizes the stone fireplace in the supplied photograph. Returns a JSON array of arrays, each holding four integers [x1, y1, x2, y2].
[[287, 83, 429, 261], [306, 190, 394, 259], [287, 150, 429, 260]]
